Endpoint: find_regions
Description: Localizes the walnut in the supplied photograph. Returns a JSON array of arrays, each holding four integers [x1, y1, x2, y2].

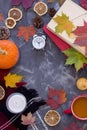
[[32, 16, 43, 28], [48, 8, 56, 17]]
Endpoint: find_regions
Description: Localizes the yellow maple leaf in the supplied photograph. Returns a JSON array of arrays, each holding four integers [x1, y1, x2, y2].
[[53, 13, 75, 35], [4, 73, 23, 88]]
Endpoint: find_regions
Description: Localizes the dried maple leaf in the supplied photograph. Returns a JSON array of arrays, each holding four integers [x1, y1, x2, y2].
[[11, 0, 34, 10], [63, 48, 87, 71], [21, 112, 35, 125], [4, 73, 23, 88], [46, 87, 67, 109], [53, 13, 75, 35], [0, 13, 4, 21], [73, 21, 87, 46], [80, 0, 87, 10], [17, 25, 36, 42], [63, 122, 84, 130]]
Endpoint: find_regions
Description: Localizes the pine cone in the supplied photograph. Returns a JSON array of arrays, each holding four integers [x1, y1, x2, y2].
[[48, 8, 56, 17], [32, 16, 43, 28]]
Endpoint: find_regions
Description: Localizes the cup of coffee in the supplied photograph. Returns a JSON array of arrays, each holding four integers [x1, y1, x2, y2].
[[64, 94, 87, 120]]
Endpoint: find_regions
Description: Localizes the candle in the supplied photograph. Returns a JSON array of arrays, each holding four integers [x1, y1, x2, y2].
[[6, 93, 27, 114]]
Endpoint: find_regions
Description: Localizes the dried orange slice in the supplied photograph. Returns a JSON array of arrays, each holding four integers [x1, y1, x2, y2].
[[76, 78, 87, 90], [44, 110, 61, 126], [0, 86, 5, 100], [5, 17, 16, 29], [34, 2, 48, 16], [8, 8, 22, 21]]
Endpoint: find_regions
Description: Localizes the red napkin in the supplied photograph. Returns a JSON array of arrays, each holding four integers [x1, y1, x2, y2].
[[0, 112, 17, 130], [43, 25, 71, 51], [0, 69, 20, 130]]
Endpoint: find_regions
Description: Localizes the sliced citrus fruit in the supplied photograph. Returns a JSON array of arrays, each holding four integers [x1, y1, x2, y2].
[[34, 2, 48, 16], [5, 17, 16, 29], [0, 86, 5, 100], [44, 110, 61, 126], [8, 8, 22, 21], [76, 78, 87, 90]]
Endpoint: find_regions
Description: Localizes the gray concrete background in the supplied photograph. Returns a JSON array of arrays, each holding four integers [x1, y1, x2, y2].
[[0, 0, 87, 130]]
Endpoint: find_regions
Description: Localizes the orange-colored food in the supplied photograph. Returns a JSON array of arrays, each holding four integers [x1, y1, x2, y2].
[[0, 85, 5, 100], [34, 2, 48, 16], [0, 40, 19, 69], [44, 110, 61, 126], [8, 8, 22, 21], [5, 17, 16, 29]]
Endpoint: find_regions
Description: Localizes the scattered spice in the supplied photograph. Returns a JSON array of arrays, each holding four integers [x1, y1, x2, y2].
[[32, 16, 43, 28], [48, 8, 56, 17]]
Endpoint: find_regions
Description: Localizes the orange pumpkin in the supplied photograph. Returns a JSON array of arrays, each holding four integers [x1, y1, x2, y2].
[[0, 40, 19, 69]]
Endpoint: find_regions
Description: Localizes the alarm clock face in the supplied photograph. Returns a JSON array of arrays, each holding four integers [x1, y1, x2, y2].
[[32, 35, 46, 50]]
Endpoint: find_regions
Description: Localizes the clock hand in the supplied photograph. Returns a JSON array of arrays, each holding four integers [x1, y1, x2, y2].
[[36, 40, 40, 44]]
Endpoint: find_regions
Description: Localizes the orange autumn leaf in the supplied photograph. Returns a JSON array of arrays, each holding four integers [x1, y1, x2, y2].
[[46, 87, 67, 109], [17, 25, 36, 42]]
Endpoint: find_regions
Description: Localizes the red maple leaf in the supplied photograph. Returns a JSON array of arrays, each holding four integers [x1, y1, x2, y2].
[[63, 122, 84, 130], [80, 0, 87, 10], [73, 21, 87, 36], [46, 87, 67, 109], [73, 21, 87, 46], [11, 0, 34, 10], [17, 25, 36, 42]]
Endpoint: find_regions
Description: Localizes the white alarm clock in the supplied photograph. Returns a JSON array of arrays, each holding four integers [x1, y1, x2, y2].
[[32, 34, 46, 50]]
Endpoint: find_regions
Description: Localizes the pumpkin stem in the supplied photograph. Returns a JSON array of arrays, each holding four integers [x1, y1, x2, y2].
[[0, 48, 7, 55]]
